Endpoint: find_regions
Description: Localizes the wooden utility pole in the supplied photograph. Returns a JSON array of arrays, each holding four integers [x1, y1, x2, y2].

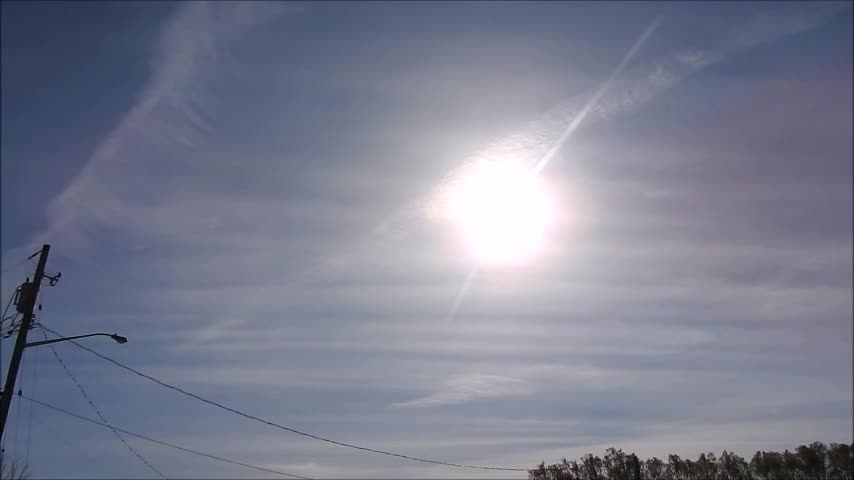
[[0, 244, 50, 444]]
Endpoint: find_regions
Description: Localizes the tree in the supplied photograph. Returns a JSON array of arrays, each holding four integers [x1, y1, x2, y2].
[[826, 443, 852, 480], [581, 453, 605, 480], [796, 442, 827, 480], [643, 457, 666, 480], [0, 452, 30, 480], [752, 451, 785, 480], [695, 452, 718, 480], [719, 450, 750, 480], [667, 454, 684, 480], [626, 453, 643, 480], [604, 448, 629, 480], [530, 441, 846, 480], [783, 449, 805, 479], [750, 451, 770, 480]]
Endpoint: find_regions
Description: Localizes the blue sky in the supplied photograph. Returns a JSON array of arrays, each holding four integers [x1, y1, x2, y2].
[[1, 1, 851, 478]]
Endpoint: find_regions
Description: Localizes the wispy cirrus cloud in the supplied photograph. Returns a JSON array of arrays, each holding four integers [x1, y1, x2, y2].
[[20, 2, 300, 258], [2, 2, 850, 478], [11, 1, 842, 271], [390, 374, 529, 409], [419, 5, 846, 234]]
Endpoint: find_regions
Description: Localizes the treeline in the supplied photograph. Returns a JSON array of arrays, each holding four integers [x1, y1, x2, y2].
[[529, 441, 852, 480]]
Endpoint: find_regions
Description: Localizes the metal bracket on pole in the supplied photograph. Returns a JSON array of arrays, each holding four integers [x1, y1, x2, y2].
[[43, 272, 61, 286]]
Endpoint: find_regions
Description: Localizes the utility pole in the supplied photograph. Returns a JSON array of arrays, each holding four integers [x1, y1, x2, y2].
[[0, 244, 50, 444]]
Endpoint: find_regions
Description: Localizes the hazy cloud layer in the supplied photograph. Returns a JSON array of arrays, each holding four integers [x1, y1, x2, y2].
[[1, 2, 851, 479]]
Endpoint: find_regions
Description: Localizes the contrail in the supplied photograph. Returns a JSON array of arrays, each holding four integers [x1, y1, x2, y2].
[[446, 16, 662, 325], [445, 265, 480, 323], [532, 15, 662, 175]]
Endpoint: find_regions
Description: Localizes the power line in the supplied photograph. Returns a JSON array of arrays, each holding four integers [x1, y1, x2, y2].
[[12, 356, 22, 461], [41, 326, 529, 472], [0, 289, 18, 458], [38, 326, 168, 479], [24, 334, 38, 467], [21, 395, 313, 480], [1, 257, 31, 274], [27, 403, 103, 467], [0, 290, 17, 387], [1, 289, 17, 328]]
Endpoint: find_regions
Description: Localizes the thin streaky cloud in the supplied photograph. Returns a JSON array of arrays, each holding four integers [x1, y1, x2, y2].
[[420, 6, 841, 239], [390, 374, 529, 409], [1, 2, 849, 477], [17, 2, 299, 259]]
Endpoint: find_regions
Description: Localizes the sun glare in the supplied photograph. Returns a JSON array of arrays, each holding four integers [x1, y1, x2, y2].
[[446, 160, 556, 266]]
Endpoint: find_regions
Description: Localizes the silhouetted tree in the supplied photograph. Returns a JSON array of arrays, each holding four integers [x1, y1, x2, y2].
[[797, 442, 827, 480], [826, 443, 852, 480], [751, 450, 784, 480], [667, 453, 684, 480], [530, 441, 853, 480], [718, 450, 750, 480], [0, 452, 30, 480], [626, 452, 643, 480], [581, 453, 605, 480], [695, 452, 718, 479], [783, 449, 805, 479], [604, 448, 628, 480], [642, 457, 665, 480], [750, 451, 769, 480]]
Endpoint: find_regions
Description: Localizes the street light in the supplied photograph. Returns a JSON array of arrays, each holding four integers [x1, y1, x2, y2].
[[24, 332, 128, 349], [0, 244, 130, 447]]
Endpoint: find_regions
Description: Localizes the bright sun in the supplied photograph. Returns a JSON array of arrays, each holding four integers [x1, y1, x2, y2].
[[445, 160, 556, 266]]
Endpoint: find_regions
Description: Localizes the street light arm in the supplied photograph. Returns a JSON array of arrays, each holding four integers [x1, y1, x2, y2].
[[25, 332, 127, 349]]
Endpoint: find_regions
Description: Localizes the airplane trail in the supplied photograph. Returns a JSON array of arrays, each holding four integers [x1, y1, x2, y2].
[[445, 265, 480, 323], [446, 15, 662, 325], [532, 15, 662, 176]]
